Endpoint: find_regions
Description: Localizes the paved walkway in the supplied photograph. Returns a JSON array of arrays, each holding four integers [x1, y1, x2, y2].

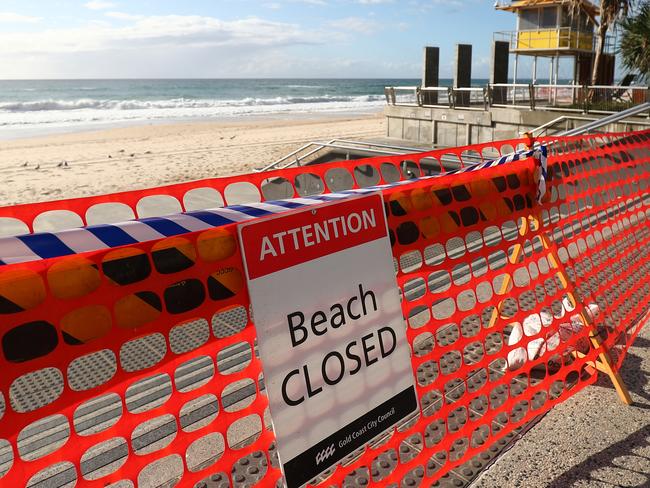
[[473, 323, 650, 488]]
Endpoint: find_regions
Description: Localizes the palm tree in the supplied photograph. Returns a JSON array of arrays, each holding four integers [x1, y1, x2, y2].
[[564, 0, 634, 84], [619, 1, 650, 81], [592, 0, 633, 84]]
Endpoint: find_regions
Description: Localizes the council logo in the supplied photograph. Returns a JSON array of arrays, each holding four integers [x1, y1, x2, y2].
[[315, 444, 335, 465]]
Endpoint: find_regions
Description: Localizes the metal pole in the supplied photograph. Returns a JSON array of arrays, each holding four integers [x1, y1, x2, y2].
[[573, 55, 578, 85], [553, 56, 560, 105], [533, 56, 538, 84], [549, 56, 554, 104], [513, 53, 519, 105]]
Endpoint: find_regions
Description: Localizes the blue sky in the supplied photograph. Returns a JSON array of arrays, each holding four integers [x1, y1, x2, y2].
[[0, 0, 532, 79]]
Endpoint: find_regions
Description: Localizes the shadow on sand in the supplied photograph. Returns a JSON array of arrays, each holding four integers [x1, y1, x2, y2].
[[546, 335, 650, 488]]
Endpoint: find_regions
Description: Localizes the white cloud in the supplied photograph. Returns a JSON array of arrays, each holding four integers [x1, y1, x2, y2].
[[84, 1, 116, 10], [0, 15, 318, 55], [105, 11, 144, 21], [0, 12, 413, 78], [0, 12, 41, 23], [264, 3, 282, 9], [357, 0, 393, 4], [294, 0, 328, 5], [408, 0, 468, 13], [330, 17, 379, 34]]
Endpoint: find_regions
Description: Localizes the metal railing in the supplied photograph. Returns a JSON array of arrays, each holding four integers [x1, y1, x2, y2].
[[452, 87, 489, 111], [489, 83, 533, 108], [527, 102, 650, 137], [256, 139, 432, 172], [383, 86, 419, 106], [530, 84, 583, 111], [255, 138, 487, 173], [560, 102, 650, 136], [419, 87, 452, 108], [494, 28, 615, 53], [582, 85, 650, 113], [385, 86, 489, 110], [386, 83, 650, 115]]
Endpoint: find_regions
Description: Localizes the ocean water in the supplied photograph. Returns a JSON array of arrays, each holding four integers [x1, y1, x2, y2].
[[0, 78, 439, 138]]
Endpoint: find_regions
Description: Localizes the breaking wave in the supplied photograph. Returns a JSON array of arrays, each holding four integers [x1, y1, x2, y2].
[[0, 94, 386, 113]]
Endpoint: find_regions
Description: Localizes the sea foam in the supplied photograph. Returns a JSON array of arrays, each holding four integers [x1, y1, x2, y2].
[[0, 95, 389, 133], [0, 95, 386, 113]]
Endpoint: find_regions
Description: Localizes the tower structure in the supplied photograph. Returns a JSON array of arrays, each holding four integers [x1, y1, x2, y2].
[[495, 0, 614, 85]]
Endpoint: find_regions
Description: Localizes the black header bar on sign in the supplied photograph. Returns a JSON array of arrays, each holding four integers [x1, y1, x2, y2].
[[282, 385, 418, 488]]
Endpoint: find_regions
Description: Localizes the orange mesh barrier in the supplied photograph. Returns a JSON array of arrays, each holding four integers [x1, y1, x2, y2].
[[0, 130, 647, 488], [540, 133, 650, 372], [0, 137, 532, 235]]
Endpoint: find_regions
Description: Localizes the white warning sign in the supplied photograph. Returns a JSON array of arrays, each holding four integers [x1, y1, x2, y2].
[[239, 192, 418, 488]]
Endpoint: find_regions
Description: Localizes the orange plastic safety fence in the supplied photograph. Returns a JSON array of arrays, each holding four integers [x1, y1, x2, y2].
[[0, 131, 647, 488], [0, 137, 531, 236], [539, 132, 650, 371]]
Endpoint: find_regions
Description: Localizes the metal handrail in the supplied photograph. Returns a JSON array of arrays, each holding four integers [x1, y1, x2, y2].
[[333, 140, 429, 153], [527, 115, 598, 137], [493, 28, 615, 53], [588, 84, 648, 90], [530, 83, 578, 88], [525, 102, 650, 137], [419, 87, 453, 108], [560, 102, 650, 136], [257, 139, 337, 172], [256, 139, 433, 172], [490, 83, 531, 88], [304, 142, 406, 156], [388, 84, 648, 94], [255, 135, 490, 173], [385, 83, 650, 115]]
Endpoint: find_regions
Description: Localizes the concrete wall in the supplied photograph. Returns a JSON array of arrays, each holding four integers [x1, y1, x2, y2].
[[385, 105, 649, 147]]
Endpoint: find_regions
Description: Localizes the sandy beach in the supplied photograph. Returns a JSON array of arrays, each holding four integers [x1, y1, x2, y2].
[[0, 114, 384, 206]]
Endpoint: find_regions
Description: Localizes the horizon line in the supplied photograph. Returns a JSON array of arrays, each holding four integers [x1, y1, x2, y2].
[[0, 77, 491, 82]]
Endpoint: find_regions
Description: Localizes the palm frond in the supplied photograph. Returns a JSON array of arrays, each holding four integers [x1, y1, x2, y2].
[[618, 1, 650, 80]]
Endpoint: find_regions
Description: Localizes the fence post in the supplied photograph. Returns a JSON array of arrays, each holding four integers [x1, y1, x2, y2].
[[529, 83, 535, 110], [384, 87, 396, 105]]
